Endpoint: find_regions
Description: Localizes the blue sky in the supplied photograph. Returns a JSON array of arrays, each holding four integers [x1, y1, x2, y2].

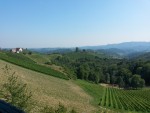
[[0, 0, 150, 48]]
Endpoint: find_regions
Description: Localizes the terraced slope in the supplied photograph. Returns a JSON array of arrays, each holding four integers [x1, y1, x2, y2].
[[0, 60, 96, 113]]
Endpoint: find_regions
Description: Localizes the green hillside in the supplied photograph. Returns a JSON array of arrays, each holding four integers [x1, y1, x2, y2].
[[0, 60, 96, 113], [1, 59, 150, 113], [1, 51, 150, 113], [0, 51, 68, 80], [26, 53, 50, 64]]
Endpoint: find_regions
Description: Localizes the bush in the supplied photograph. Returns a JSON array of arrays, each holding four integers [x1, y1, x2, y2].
[[41, 103, 77, 113], [0, 65, 33, 112], [41, 105, 55, 113]]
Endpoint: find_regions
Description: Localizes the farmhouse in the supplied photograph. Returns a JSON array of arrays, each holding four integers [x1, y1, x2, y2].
[[11, 48, 23, 53]]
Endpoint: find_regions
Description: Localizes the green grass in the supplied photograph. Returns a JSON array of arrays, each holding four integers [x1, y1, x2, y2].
[[0, 52, 68, 80], [76, 80, 105, 106], [26, 53, 50, 64]]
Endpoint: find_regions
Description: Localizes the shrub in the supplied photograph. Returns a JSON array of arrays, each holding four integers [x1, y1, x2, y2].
[[0, 65, 33, 112], [41, 103, 77, 113]]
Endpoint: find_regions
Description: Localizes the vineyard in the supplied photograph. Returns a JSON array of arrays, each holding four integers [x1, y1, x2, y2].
[[100, 87, 150, 112], [0, 52, 69, 80]]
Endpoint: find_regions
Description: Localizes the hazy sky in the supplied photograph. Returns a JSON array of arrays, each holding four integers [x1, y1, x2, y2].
[[0, 0, 150, 48]]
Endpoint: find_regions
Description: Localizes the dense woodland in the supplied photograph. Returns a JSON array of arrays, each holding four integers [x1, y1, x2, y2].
[[52, 49, 150, 89]]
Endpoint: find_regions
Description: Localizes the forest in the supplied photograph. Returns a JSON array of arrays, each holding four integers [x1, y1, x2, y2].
[[51, 49, 150, 89]]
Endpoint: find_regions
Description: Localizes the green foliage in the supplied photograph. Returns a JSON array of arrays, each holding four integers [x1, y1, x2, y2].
[[117, 76, 125, 88], [0, 65, 33, 112], [75, 47, 79, 52], [131, 74, 145, 89], [55, 103, 67, 113], [41, 103, 77, 113], [51, 51, 148, 88], [1, 50, 149, 87], [28, 51, 32, 55], [142, 63, 150, 85], [69, 109, 77, 113], [0, 52, 69, 80], [52, 51, 120, 83], [77, 63, 90, 80], [41, 105, 55, 113]]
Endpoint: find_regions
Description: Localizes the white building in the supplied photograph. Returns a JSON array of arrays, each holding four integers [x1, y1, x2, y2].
[[11, 48, 23, 53]]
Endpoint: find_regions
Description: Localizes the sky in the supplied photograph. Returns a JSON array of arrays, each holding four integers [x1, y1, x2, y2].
[[0, 0, 150, 48]]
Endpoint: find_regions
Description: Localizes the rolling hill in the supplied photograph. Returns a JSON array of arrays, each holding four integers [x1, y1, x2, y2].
[[0, 60, 96, 113], [0, 51, 68, 80]]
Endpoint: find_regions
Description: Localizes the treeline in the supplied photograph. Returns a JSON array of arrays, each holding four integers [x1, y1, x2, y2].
[[52, 51, 150, 89]]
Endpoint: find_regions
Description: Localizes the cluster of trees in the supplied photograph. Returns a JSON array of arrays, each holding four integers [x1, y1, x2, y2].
[[52, 51, 150, 89], [22, 49, 32, 55]]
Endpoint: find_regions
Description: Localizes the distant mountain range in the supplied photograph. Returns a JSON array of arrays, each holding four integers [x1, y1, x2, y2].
[[82, 42, 150, 51], [29, 42, 150, 58], [81, 42, 150, 57]]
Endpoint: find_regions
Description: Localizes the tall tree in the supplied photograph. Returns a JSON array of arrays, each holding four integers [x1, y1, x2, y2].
[[131, 74, 145, 89]]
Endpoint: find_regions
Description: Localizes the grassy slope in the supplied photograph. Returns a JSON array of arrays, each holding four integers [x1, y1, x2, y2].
[[26, 53, 66, 74], [26, 53, 50, 64], [26, 53, 62, 64], [76, 80, 105, 106], [0, 52, 68, 79], [0, 60, 96, 113]]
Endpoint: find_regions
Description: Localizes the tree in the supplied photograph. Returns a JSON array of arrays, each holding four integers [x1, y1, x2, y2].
[[118, 68, 132, 88], [117, 76, 125, 88], [131, 74, 145, 89], [105, 73, 110, 84], [110, 75, 116, 84], [77, 64, 89, 80], [142, 63, 150, 85], [139, 79, 145, 88], [136, 67, 143, 75], [75, 47, 79, 52], [88, 71, 100, 83], [28, 51, 32, 55]]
